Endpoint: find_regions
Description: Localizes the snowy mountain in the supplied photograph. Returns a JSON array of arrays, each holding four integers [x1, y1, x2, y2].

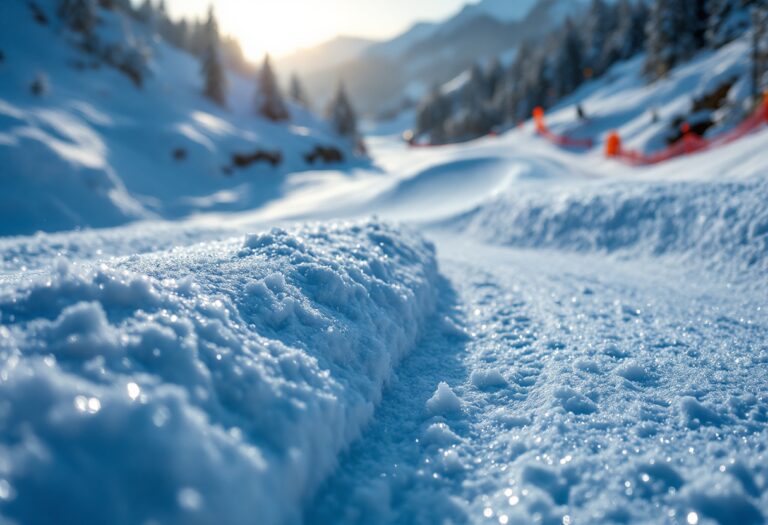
[[0, 0, 358, 235], [365, 21, 440, 59], [276, 35, 376, 76], [277, 0, 597, 115], [465, 0, 540, 22]]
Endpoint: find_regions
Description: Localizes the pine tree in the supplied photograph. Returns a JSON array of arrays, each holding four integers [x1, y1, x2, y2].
[[155, 0, 176, 41], [415, 85, 452, 143], [201, 6, 226, 106], [327, 82, 358, 139], [136, 0, 154, 24], [166, 18, 189, 50], [111, 0, 133, 13], [187, 19, 207, 57], [256, 55, 290, 121], [499, 40, 532, 122], [463, 62, 490, 108], [584, 0, 618, 75], [289, 74, 310, 108], [707, 0, 759, 47], [603, 0, 647, 65], [554, 18, 585, 98], [486, 59, 505, 102], [751, 5, 768, 102], [644, 0, 707, 79], [58, 0, 97, 34]]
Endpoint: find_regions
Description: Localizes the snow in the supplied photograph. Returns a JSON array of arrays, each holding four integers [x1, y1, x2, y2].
[[0, 221, 440, 525], [366, 22, 439, 59], [2, 6, 768, 525], [0, 0, 358, 235], [466, 0, 539, 23], [426, 381, 463, 414]]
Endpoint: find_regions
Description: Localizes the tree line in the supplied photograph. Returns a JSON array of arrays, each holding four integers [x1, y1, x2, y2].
[[55, 0, 361, 144], [415, 0, 767, 145]]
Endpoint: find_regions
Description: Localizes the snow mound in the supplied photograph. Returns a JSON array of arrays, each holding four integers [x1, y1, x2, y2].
[[0, 221, 439, 525], [451, 174, 768, 279], [426, 381, 462, 415]]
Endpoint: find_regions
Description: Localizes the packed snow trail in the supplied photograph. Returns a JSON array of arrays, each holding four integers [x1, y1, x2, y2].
[[309, 236, 768, 524]]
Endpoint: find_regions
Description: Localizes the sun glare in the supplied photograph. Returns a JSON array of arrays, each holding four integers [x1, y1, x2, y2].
[[219, 1, 335, 60]]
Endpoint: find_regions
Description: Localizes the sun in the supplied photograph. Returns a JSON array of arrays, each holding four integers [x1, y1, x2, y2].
[[218, 1, 334, 60]]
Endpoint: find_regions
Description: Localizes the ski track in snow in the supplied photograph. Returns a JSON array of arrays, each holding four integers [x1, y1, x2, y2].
[[310, 238, 768, 524]]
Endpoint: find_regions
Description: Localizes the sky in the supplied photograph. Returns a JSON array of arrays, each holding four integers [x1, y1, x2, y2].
[[159, 0, 471, 59]]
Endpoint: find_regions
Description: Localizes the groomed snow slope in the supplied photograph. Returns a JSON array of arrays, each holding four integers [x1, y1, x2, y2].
[[0, 221, 439, 525]]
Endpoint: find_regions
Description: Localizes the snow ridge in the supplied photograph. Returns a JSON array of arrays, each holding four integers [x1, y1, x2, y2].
[[451, 174, 768, 280], [0, 221, 439, 525]]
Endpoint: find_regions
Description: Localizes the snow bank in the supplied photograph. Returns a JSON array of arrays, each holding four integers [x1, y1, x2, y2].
[[451, 173, 768, 279], [0, 221, 439, 525]]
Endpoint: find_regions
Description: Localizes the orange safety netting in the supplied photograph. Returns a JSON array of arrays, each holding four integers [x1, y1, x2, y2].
[[606, 99, 768, 165], [533, 106, 595, 149]]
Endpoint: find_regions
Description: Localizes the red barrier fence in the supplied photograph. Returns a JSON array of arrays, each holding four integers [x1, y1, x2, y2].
[[606, 98, 768, 165], [533, 106, 595, 149]]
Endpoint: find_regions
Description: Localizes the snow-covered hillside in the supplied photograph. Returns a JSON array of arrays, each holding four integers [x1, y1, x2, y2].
[[2, 3, 768, 525], [0, 0, 357, 235]]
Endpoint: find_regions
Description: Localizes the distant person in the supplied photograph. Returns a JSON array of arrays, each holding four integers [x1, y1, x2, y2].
[[650, 108, 659, 124], [576, 104, 587, 121]]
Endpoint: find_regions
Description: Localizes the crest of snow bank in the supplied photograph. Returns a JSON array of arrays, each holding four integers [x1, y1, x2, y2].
[[451, 175, 768, 279], [0, 221, 439, 525]]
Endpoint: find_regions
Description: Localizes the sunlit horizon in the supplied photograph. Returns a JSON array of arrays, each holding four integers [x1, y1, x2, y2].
[[156, 0, 473, 60]]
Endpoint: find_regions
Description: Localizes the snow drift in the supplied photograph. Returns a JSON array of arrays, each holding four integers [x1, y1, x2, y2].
[[0, 221, 439, 525], [451, 172, 768, 279]]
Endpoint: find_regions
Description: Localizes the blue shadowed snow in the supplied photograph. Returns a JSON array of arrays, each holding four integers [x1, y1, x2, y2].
[[0, 221, 440, 525]]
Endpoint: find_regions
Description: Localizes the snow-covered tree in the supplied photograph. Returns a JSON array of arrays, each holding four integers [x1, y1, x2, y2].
[[58, 0, 97, 34], [327, 82, 359, 139], [201, 6, 226, 106], [256, 55, 290, 121], [289, 74, 311, 108]]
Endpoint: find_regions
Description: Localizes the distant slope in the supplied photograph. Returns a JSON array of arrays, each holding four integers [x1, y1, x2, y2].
[[466, 0, 539, 22], [279, 0, 596, 116], [366, 22, 440, 59], [277, 36, 376, 76]]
